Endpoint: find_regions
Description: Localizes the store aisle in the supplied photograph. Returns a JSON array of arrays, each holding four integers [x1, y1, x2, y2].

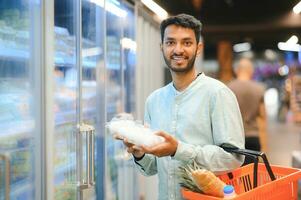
[[266, 120, 301, 167]]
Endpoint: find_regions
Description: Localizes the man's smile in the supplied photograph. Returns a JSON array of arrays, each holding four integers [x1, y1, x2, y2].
[[171, 55, 188, 64]]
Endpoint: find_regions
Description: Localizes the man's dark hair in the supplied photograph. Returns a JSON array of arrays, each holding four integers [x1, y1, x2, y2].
[[160, 14, 202, 44]]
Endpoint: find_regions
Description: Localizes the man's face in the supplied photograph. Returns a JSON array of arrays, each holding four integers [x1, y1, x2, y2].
[[161, 25, 202, 73]]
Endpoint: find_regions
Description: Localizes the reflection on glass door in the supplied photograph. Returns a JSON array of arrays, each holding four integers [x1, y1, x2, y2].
[[105, 1, 123, 199], [0, 1, 41, 200], [81, 1, 105, 200], [105, 1, 138, 199], [53, 0, 78, 199], [123, 3, 136, 114]]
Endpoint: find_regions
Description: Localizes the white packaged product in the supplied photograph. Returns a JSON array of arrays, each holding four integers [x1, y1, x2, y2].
[[106, 113, 164, 147]]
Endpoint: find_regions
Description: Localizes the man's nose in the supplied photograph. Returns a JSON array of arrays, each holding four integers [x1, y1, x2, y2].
[[173, 43, 184, 54]]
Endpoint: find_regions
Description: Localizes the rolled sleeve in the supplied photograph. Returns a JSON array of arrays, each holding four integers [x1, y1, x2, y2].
[[172, 141, 196, 163], [133, 154, 158, 176], [173, 141, 243, 172]]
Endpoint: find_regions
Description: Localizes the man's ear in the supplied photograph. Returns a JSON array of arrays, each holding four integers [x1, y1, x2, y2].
[[196, 42, 203, 56], [160, 43, 163, 51]]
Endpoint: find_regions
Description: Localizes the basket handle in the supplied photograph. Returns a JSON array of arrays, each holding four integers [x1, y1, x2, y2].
[[235, 152, 259, 188], [220, 144, 276, 187]]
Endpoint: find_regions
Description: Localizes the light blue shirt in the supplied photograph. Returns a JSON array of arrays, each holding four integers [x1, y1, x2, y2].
[[135, 73, 245, 200]]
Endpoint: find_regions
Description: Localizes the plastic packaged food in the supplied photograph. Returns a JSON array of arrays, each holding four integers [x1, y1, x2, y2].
[[106, 113, 164, 147]]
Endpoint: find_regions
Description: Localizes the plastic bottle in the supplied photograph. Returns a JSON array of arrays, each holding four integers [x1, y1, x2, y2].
[[223, 185, 237, 199]]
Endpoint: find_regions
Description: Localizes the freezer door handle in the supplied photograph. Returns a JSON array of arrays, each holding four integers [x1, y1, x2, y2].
[[89, 130, 95, 186], [0, 153, 10, 200], [77, 123, 95, 189]]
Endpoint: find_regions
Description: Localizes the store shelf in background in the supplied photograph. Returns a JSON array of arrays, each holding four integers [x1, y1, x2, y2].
[[0, 46, 97, 68], [0, 46, 29, 60], [0, 120, 34, 138], [55, 108, 96, 126]]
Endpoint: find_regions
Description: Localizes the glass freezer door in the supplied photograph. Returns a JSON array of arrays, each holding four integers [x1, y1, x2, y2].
[[0, 1, 42, 200], [53, 0, 79, 197], [53, 0, 104, 199]]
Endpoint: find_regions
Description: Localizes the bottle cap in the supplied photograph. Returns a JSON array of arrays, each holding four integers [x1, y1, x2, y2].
[[223, 185, 234, 194]]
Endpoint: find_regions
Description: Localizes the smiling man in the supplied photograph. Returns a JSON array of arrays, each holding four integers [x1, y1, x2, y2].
[[123, 14, 245, 200]]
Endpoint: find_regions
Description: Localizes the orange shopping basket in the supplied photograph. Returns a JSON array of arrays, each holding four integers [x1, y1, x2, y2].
[[182, 146, 301, 200]]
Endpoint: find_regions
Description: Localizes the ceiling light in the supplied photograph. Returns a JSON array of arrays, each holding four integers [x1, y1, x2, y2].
[[293, 1, 301, 14], [286, 35, 298, 44], [233, 42, 251, 52], [141, 0, 168, 20], [277, 42, 301, 52]]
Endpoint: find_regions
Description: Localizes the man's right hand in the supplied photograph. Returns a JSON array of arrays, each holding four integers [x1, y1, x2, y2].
[[114, 135, 145, 159]]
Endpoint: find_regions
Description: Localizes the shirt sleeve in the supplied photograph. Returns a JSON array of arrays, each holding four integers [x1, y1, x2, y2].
[[134, 154, 157, 176], [132, 96, 158, 176], [173, 87, 245, 172]]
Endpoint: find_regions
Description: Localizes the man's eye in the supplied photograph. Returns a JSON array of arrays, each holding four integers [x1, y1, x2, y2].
[[165, 41, 174, 45], [184, 42, 192, 46]]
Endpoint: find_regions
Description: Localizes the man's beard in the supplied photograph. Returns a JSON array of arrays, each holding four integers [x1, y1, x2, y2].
[[163, 51, 197, 73]]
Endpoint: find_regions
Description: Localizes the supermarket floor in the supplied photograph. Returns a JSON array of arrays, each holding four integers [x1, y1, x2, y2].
[[266, 119, 301, 167], [266, 119, 301, 199]]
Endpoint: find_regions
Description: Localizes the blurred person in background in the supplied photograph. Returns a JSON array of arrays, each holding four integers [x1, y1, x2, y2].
[[228, 58, 267, 165], [117, 14, 244, 200]]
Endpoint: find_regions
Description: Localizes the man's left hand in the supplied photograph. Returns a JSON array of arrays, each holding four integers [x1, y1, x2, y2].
[[140, 131, 178, 157]]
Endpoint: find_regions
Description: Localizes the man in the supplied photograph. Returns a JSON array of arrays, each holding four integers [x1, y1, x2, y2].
[[122, 14, 244, 199], [228, 58, 267, 164]]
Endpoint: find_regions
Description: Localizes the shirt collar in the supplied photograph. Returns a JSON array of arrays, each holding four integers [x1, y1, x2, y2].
[[171, 72, 205, 96]]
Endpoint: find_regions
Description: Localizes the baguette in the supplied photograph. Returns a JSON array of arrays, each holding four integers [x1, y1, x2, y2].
[[191, 169, 225, 197]]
